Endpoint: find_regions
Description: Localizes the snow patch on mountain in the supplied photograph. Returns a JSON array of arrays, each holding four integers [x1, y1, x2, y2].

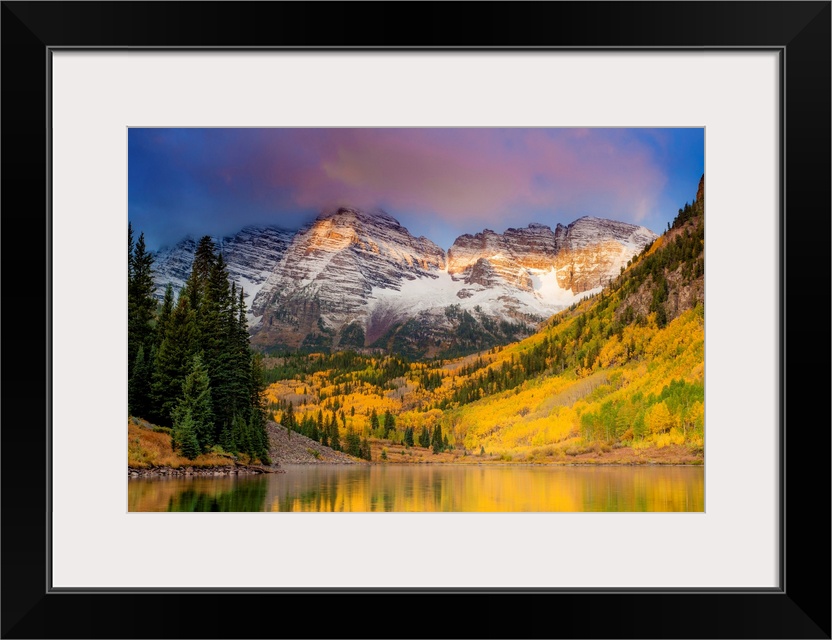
[[368, 265, 599, 327]]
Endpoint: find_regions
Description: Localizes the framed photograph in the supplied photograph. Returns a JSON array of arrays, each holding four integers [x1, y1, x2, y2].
[[2, 2, 829, 638], [126, 124, 706, 515]]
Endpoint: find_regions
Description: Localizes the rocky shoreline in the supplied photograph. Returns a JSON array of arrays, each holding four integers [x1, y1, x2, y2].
[[129, 464, 281, 478]]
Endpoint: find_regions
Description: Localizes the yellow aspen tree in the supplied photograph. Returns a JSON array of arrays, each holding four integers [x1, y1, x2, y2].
[[645, 402, 673, 434]]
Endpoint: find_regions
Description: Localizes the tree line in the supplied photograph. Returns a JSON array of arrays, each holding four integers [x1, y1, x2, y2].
[[128, 226, 269, 461]]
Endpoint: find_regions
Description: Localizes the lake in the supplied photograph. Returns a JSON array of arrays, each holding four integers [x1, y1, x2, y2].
[[128, 464, 704, 512]]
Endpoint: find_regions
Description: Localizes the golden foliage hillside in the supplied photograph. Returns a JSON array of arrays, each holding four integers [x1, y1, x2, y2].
[[261, 182, 705, 463]]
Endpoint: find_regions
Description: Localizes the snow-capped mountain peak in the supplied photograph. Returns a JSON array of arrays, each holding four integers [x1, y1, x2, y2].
[[151, 207, 657, 357]]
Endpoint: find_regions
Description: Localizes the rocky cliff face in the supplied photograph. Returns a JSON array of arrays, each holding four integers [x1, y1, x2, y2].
[[448, 223, 557, 290], [249, 208, 447, 350], [448, 218, 655, 294], [551, 217, 657, 293], [153, 225, 294, 305]]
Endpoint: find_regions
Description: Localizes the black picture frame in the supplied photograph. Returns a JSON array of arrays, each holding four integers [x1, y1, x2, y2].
[[2, 2, 829, 638]]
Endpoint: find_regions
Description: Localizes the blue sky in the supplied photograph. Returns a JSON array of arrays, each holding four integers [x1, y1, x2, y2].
[[129, 127, 704, 251]]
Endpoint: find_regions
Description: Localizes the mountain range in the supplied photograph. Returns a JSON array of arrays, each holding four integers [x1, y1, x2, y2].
[[153, 209, 657, 357]]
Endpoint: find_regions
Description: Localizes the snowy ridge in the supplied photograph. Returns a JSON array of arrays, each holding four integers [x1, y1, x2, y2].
[[551, 217, 657, 293], [249, 208, 446, 344], [555, 216, 656, 255], [368, 267, 602, 327], [150, 207, 656, 353], [152, 225, 294, 306]]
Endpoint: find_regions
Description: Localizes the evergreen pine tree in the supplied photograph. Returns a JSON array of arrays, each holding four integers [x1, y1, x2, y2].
[[175, 409, 201, 460], [360, 437, 372, 461], [154, 283, 175, 350], [370, 408, 379, 432], [201, 253, 234, 436], [282, 402, 295, 434], [248, 351, 269, 460], [151, 294, 197, 425], [128, 230, 157, 387], [128, 345, 152, 419], [431, 423, 444, 454], [231, 413, 246, 452], [220, 421, 236, 453], [172, 353, 214, 453], [383, 410, 395, 438], [233, 413, 252, 457], [234, 286, 254, 409], [184, 236, 217, 313], [329, 416, 341, 451], [345, 428, 361, 457], [249, 412, 269, 463], [128, 222, 134, 280]]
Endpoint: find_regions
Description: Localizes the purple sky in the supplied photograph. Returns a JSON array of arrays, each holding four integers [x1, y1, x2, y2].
[[129, 128, 704, 252]]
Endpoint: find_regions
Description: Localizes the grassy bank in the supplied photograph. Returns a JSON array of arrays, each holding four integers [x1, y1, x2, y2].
[[128, 417, 265, 469]]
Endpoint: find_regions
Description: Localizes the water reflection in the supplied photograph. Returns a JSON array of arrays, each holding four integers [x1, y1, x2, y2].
[[128, 475, 268, 512], [129, 465, 704, 512]]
